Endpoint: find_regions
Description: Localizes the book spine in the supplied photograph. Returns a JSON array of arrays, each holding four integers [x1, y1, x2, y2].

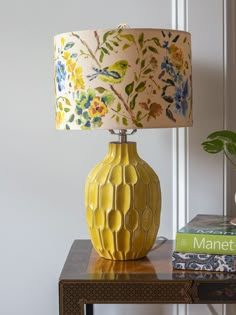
[[176, 233, 236, 254], [172, 251, 236, 272]]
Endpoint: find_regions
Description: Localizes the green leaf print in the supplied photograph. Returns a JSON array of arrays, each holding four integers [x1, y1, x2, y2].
[[125, 82, 134, 96], [69, 114, 75, 122], [95, 87, 106, 93], [64, 42, 75, 50], [135, 81, 146, 93], [148, 46, 158, 53], [120, 34, 135, 42], [172, 35, 180, 43], [138, 33, 144, 48], [130, 94, 138, 110]]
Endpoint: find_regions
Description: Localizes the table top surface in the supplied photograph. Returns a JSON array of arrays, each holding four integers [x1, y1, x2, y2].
[[60, 239, 236, 282]]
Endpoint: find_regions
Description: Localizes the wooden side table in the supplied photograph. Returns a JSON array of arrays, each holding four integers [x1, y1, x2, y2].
[[59, 240, 236, 315]]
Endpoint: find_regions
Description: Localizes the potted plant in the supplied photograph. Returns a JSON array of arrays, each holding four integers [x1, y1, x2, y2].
[[202, 130, 236, 168], [202, 130, 236, 223]]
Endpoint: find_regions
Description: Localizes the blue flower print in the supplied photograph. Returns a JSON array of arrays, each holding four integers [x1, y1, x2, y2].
[[174, 80, 189, 117], [56, 61, 66, 92], [161, 57, 183, 83], [163, 41, 169, 49]]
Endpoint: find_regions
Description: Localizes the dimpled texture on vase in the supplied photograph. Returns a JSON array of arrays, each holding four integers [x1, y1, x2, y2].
[[85, 142, 161, 260]]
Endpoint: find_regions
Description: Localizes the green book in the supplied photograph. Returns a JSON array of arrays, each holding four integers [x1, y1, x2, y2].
[[176, 214, 236, 254]]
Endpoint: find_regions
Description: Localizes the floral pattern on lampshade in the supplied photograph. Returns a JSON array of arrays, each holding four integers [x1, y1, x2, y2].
[[54, 28, 192, 130]]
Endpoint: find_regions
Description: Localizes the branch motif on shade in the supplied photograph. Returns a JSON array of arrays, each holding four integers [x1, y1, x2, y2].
[[54, 28, 192, 130]]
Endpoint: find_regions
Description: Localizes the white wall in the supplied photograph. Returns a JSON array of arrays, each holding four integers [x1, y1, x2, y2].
[[0, 1, 235, 315]]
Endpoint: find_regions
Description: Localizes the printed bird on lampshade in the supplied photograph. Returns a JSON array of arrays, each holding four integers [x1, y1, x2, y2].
[[87, 60, 129, 83]]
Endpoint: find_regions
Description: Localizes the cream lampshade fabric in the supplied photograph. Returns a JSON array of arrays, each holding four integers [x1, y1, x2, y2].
[[54, 28, 192, 130]]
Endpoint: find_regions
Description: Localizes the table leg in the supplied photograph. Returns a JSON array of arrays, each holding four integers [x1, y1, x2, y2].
[[86, 304, 94, 315]]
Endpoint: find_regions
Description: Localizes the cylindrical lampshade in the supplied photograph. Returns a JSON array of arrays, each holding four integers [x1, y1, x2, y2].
[[54, 28, 192, 130]]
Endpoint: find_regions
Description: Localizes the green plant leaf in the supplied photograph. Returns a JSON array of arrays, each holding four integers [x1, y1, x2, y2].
[[66, 124, 70, 130], [125, 82, 134, 96], [202, 139, 224, 154], [64, 108, 70, 113], [207, 130, 236, 143], [226, 143, 236, 155]]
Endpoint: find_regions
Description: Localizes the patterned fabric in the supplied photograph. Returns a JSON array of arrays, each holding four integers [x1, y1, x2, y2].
[[172, 251, 236, 272], [54, 28, 192, 130]]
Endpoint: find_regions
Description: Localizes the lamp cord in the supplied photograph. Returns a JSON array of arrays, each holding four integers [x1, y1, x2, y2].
[[150, 236, 168, 251]]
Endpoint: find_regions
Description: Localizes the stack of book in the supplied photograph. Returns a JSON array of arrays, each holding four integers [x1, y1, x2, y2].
[[172, 214, 236, 272]]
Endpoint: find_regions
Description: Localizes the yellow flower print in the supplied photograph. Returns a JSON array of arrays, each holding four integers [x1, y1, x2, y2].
[[61, 37, 65, 46], [58, 101, 63, 110], [88, 97, 108, 118], [65, 58, 85, 90], [56, 111, 65, 128], [169, 44, 183, 70], [71, 66, 85, 90], [66, 58, 76, 73], [63, 51, 70, 60]]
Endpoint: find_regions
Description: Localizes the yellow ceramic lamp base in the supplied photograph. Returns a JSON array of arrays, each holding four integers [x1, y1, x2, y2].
[[85, 142, 161, 260]]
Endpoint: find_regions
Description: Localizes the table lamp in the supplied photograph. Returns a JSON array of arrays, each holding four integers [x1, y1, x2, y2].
[[54, 26, 192, 260]]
